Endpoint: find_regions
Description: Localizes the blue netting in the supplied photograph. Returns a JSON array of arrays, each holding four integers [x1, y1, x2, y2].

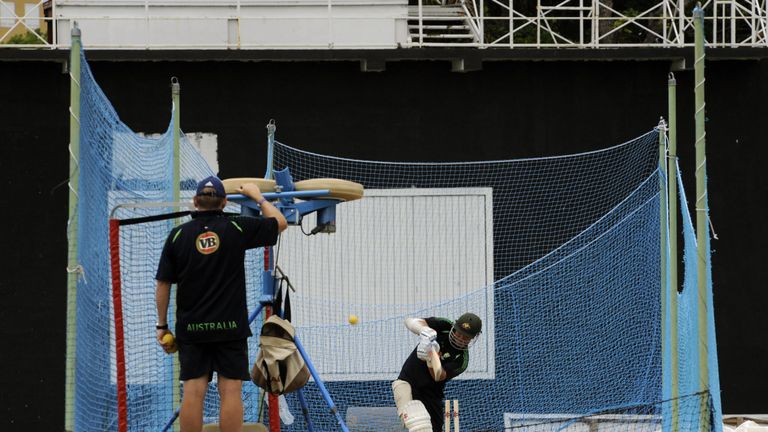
[[73, 48, 215, 431], [675, 162, 723, 432], [71, 45, 722, 432], [268, 135, 718, 432]]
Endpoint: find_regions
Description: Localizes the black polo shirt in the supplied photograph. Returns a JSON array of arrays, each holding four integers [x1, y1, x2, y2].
[[156, 210, 279, 343], [397, 317, 469, 400]]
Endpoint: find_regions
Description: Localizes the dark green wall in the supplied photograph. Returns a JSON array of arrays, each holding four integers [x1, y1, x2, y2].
[[1, 54, 765, 431]]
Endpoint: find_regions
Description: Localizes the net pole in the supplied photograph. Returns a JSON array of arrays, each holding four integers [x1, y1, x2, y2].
[[693, 3, 711, 426], [172, 77, 181, 203], [259, 122, 281, 431], [657, 118, 670, 432], [667, 72, 680, 432], [265, 119, 276, 178], [171, 77, 182, 432], [65, 22, 81, 432]]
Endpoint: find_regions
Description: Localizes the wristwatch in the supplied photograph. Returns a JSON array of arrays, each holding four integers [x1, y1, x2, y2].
[[156, 323, 169, 330]]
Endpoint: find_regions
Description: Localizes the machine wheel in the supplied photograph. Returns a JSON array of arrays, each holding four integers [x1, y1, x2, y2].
[[221, 178, 276, 194], [294, 178, 364, 201]]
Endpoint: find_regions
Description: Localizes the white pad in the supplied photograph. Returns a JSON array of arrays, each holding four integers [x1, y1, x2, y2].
[[403, 400, 432, 432]]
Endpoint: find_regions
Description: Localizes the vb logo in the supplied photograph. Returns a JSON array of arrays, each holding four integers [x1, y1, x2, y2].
[[196, 232, 220, 255]]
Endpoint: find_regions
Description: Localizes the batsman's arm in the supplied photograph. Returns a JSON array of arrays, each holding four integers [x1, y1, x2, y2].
[[426, 350, 447, 382], [405, 317, 429, 335]]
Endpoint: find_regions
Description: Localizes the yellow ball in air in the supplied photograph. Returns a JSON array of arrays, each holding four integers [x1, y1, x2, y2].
[[348, 314, 359, 325]]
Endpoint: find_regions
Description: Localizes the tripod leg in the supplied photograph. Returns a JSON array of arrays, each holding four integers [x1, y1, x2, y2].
[[247, 303, 265, 325], [296, 388, 316, 431], [293, 335, 350, 432]]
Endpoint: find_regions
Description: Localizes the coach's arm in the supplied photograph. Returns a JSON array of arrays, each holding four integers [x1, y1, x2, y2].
[[155, 280, 174, 352], [239, 183, 288, 232]]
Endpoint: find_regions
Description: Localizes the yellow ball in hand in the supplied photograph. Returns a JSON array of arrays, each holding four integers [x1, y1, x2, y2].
[[348, 314, 359, 325], [161, 333, 175, 345], [161, 333, 178, 354]]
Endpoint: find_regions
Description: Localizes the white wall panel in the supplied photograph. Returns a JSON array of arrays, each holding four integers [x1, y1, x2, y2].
[[278, 187, 495, 381], [55, 0, 408, 48]]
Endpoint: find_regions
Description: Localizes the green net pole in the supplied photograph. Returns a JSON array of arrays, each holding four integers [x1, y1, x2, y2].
[[657, 118, 669, 432], [65, 22, 81, 432], [693, 3, 711, 424], [171, 77, 182, 432], [668, 72, 680, 432]]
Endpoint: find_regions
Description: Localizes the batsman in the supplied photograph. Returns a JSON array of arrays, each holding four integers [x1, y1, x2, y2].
[[392, 313, 482, 431]]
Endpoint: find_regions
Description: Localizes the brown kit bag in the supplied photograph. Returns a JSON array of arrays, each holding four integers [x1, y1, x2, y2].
[[251, 315, 310, 395]]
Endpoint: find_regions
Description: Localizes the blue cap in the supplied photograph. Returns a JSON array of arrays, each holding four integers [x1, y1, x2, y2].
[[196, 176, 226, 198]]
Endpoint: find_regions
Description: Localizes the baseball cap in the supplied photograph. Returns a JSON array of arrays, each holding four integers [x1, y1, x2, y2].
[[195, 176, 226, 198]]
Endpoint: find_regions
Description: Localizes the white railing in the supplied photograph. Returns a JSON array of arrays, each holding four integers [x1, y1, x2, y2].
[[1, 0, 766, 48]]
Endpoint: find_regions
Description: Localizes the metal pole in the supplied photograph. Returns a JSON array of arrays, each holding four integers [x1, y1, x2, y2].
[[418, 0, 424, 46], [536, 0, 541, 47], [662, 0, 666, 44], [262, 122, 280, 431], [668, 72, 680, 432], [52, 0, 57, 46], [145, 0, 149, 48], [677, 0, 684, 45], [579, 0, 584, 44], [172, 78, 181, 203], [693, 4, 711, 428], [328, 0, 333, 48], [265, 119, 276, 179], [730, 0, 736, 46], [657, 117, 669, 432], [170, 77, 182, 432], [764, 0, 768, 46], [480, 0, 485, 46], [65, 22, 81, 432], [293, 336, 350, 432], [296, 388, 316, 431], [592, 0, 598, 46], [750, 0, 756, 44], [509, 0, 514, 48]]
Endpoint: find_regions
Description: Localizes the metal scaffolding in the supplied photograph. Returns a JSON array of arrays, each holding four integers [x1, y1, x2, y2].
[[1, 1, 765, 53]]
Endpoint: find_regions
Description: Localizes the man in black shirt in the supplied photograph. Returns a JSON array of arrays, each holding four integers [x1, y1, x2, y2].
[[392, 313, 482, 432], [155, 176, 287, 432]]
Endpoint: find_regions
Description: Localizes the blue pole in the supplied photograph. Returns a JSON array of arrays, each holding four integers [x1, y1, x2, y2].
[[296, 388, 316, 432], [161, 410, 179, 432], [248, 302, 266, 324], [272, 289, 315, 432], [293, 336, 349, 432]]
